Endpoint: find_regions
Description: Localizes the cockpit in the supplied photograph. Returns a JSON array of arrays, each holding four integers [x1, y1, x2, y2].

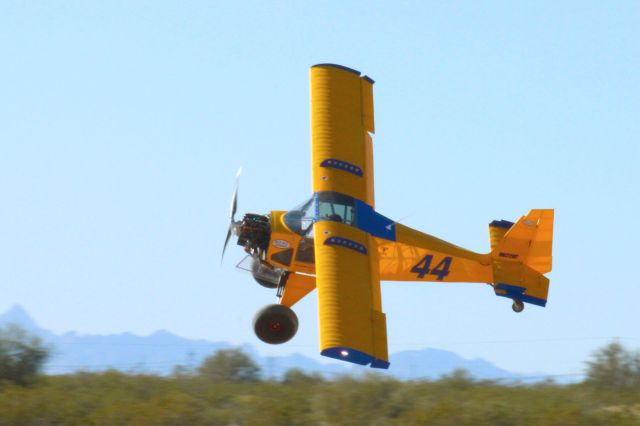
[[283, 192, 357, 237], [282, 197, 315, 236]]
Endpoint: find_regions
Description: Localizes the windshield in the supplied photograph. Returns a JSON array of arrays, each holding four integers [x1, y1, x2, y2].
[[283, 196, 316, 236], [283, 192, 358, 237]]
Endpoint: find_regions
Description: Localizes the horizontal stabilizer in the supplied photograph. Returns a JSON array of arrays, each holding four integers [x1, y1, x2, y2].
[[493, 261, 550, 307]]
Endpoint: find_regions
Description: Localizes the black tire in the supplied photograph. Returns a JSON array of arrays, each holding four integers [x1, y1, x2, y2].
[[253, 304, 298, 344], [512, 300, 525, 313]]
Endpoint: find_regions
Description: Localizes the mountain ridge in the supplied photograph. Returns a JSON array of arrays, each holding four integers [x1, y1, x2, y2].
[[0, 305, 527, 381]]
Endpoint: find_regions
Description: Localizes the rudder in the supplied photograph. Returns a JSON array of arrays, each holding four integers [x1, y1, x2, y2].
[[490, 209, 554, 274]]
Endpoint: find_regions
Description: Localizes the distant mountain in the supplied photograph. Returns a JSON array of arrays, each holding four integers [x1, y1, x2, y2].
[[0, 305, 43, 332], [378, 348, 517, 381], [0, 305, 235, 375], [0, 305, 525, 381]]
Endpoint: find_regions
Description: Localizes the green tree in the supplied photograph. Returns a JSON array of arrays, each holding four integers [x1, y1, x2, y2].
[[282, 368, 324, 384], [440, 368, 475, 390], [0, 325, 49, 386], [585, 341, 639, 390], [197, 348, 260, 382], [171, 364, 193, 378]]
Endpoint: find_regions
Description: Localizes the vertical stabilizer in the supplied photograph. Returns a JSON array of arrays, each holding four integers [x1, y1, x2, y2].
[[491, 210, 554, 274]]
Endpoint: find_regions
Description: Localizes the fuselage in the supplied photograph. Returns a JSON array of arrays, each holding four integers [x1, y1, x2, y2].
[[257, 191, 494, 284]]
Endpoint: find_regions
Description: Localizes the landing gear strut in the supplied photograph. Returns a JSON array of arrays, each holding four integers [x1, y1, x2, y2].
[[253, 304, 298, 344], [512, 300, 524, 313]]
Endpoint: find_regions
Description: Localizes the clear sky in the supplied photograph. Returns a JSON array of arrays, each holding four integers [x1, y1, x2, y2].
[[1, 1, 638, 376]]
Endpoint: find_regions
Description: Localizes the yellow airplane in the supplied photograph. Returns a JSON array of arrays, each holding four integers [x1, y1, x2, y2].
[[222, 64, 554, 369]]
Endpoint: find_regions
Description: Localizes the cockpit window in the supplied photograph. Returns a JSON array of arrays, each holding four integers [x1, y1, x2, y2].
[[317, 192, 356, 226], [283, 192, 357, 237], [283, 196, 315, 236]]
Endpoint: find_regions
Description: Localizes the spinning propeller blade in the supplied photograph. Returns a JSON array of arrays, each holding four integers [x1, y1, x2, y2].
[[229, 167, 241, 222], [221, 167, 242, 263]]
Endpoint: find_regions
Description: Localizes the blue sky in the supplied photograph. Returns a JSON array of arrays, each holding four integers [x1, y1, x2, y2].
[[1, 1, 638, 376]]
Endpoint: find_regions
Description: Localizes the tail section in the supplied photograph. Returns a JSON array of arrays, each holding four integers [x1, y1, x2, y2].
[[488, 219, 515, 252], [492, 261, 550, 307], [490, 210, 554, 273], [489, 210, 554, 308]]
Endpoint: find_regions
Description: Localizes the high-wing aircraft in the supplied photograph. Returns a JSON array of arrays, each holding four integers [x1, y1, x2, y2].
[[222, 64, 554, 369]]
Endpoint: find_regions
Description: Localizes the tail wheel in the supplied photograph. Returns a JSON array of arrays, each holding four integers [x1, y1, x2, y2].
[[512, 300, 525, 313], [253, 304, 298, 344]]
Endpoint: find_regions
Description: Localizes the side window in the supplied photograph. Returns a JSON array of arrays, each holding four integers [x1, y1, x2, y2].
[[317, 192, 356, 226], [271, 248, 293, 266], [295, 238, 315, 264], [344, 205, 355, 223], [318, 202, 342, 222]]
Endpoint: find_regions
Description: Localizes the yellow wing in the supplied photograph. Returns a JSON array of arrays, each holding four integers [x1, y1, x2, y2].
[[313, 221, 388, 368], [311, 64, 375, 206], [310, 64, 388, 368]]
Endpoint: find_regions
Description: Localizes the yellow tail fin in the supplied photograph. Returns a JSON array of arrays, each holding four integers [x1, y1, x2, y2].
[[490, 209, 554, 274], [488, 210, 554, 308]]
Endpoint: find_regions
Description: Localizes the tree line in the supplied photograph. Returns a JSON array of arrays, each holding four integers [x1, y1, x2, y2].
[[1, 325, 640, 425]]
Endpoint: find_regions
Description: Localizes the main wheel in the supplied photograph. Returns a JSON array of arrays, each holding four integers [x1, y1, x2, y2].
[[253, 304, 298, 344], [512, 300, 525, 313]]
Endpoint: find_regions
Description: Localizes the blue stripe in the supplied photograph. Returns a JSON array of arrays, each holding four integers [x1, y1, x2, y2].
[[355, 200, 396, 241], [324, 236, 368, 255], [321, 347, 390, 369], [494, 283, 547, 307], [489, 220, 514, 229], [320, 159, 363, 177]]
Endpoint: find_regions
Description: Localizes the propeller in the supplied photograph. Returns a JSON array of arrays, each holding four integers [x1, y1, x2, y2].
[[221, 167, 242, 263]]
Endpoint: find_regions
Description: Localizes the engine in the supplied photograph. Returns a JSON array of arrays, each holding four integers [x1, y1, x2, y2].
[[236, 213, 271, 253]]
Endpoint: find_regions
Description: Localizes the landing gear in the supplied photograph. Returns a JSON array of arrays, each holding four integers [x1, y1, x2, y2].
[[512, 300, 524, 313], [253, 304, 298, 344]]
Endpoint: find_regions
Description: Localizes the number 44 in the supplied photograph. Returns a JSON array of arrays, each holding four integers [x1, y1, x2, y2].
[[410, 255, 452, 281]]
